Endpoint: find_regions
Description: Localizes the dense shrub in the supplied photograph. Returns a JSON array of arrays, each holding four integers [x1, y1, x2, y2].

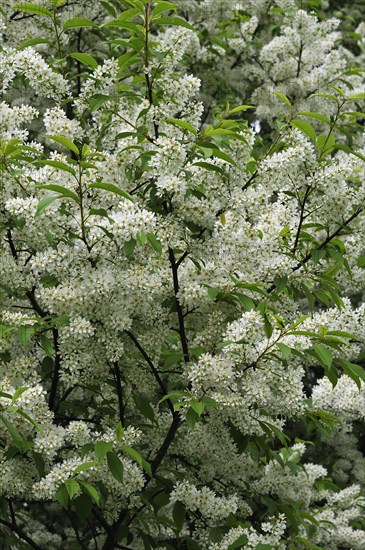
[[0, 0, 365, 548]]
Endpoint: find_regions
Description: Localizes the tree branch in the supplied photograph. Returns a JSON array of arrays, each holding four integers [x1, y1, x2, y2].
[[112, 361, 125, 424], [0, 517, 42, 550], [168, 247, 190, 364], [291, 184, 311, 254], [268, 207, 364, 293], [124, 330, 174, 414]]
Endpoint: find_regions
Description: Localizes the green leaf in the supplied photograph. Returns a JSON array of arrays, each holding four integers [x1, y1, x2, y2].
[[172, 501, 185, 532], [291, 119, 316, 142], [152, 1, 177, 18], [89, 208, 110, 219], [17, 409, 40, 431], [55, 484, 69, 509], [69, 53, 98, 70], [133, 394, 156, 424], [64, 479, 80, 499], [274, 92, 291, 107], [166, 118, 196, 135], [313, 344, 333, 368], [36, 184, 80, 204], [36, 196, 60, 216], [123, 238, 137, 259], [263, 313, 273, 339], [186, 406, 200, 430], [316, 134, 336, 157], [35, 159, 76, 175], [297, 111, 331, 124], [11, 387, 28, 402], [193, 161, 228, 176], [335, 144, 365, 163], [207, 287, 220, 301], [74, 460, 99, 473], [107, 451, 124, 483], [94, 441, 113, 461], [229, 104, 255, 114], [259, 420, 288, 446], [122, 445, 152, 478], [0, 391, 12, 399], [357, 257, 365, 268], [64, 17, 99, 30], [89, 94, 114, 111], [189, 401, 204, 417], [18, 325, 37, 343], [154, 16, 195, 31], [0, 325, 14, 338], [49, 135, 80, 156], [158, 391, 191, 405], [116, 421, 124, 442], [277, 343, 292, 359], [17, 38, 50, 49], [78, 481, 100, 505], [89, 182, 134, 202], [0, 414, 26, 450], [338, 359, 365, 389], [348, 92, 365, 100], [235, 294, 255, 311], [310, 93, 339, 102], [200, 396, 218, 409], [147, 232, 162, 254], [15, 3, 52, 17], [32, 451, 45, 479], [228, 533, 249, 550]]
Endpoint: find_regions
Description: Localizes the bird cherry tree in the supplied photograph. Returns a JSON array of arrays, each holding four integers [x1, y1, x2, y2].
[[0, 0, 365, 548]]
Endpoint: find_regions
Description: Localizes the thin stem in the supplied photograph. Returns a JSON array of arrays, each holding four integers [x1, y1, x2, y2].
[[268, 207, 364, 293], [292, 208, 363, 272]]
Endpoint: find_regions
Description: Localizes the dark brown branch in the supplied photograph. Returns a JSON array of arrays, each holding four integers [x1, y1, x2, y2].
[[66, 511, 89, 550], [124, 330, 174, 414], [242, 170, 258, 192], [6, 229, 62, 409], [112, 362, 125, 424], [292, 208, 363, 272], [168, 247, 190, 364], [150, 413, 181, 474], [48, 327, 62, 411], [296, 40, 304, 78], [291, 184, 311, 254], [0, 517, 42, 550]]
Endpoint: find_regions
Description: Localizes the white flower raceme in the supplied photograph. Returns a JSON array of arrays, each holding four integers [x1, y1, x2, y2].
[[170, 481, 238, 521], [108, 200, 156, 242], [0, 101, 38, 141], [44, 107, 84, 141], [0, 47, 70, 98], [33, 456, 84, 499]]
